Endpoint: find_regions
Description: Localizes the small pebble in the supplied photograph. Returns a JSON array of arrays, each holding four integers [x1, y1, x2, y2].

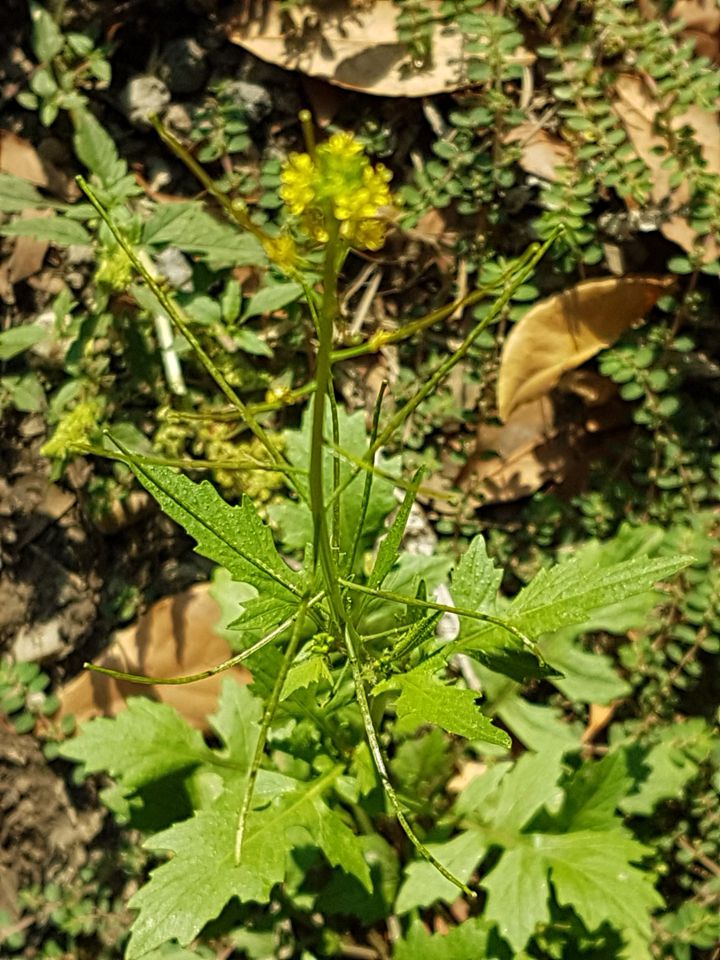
[[224, 79, 272, 123], [120, 75, 171, 128], [155, 247, 194, 290]]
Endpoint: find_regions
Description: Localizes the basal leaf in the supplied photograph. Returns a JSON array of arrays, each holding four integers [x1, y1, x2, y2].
[[316, 834, 400, 924], [621, 719, 715, 816], [375, 663, 510, 748], [126, 771, 370, 958], [394, 916, 503, 960], [496, 695, 582, 753], [537, 829, 662, 938], [470, 751, 664, 952], [483, 845, 551, 951], [207, 679, 263, 770], [541, 632, 630, 704], [59, 698, 210, 791], [395, 830, 485, 914]]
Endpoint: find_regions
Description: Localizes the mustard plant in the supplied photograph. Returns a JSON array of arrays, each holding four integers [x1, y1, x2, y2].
[[55, 116, 692, 957]]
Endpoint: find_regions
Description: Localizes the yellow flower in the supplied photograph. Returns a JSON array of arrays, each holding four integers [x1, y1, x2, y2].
[[41, 400, 102, 459], [262, 231, 299, 271], [279, 152, 316, 216], [279, 130, 393, 251]]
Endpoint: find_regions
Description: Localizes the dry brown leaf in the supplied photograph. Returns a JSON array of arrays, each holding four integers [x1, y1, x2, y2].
[[58, 583, 249, 731], [582, 702, 617, 745], [504, 123, 572, 182], [226, 0, 533, 97], [496, 275, 674, 421], [0, 130, 76, 201], [459, 396, 574, 504], [0, 209, 51, 291], [612, 73, 719, 258], [658, 0, 720, 62]]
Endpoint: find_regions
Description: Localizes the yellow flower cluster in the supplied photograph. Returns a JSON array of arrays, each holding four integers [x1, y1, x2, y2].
[[280, 132, 392, 251]]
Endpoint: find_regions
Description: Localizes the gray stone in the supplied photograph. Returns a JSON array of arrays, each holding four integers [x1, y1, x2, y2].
[[12, 618, 64, 662], [120, 75, 171, 128], [224, 80, 272, 123], [65, 244, 94, 266], [155, 247, 193, 290], [164, 102, 193, 135], [159, 37, 208, 95]]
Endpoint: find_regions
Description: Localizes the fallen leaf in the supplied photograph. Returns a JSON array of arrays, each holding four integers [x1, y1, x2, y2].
[[504, 123, 572, 182], [0, 130, 76, 201], [582, 702, 617, 745], [226, 0, 534, 97], [612, 73, 719, 258], [676, 0, 720, 61], [459, 396, 571, 504], [0, 209, 51, 290], [496, 275, 674, 421], [58, 583, 249, 731]]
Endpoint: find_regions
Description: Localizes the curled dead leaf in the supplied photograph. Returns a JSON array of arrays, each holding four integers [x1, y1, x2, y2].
[[459, 396, 570, 504], [496, 275, 675, 421], [0, 130, 77, 201], [582, 702, 617, 745], [226, 0, 533, 97], [58, 583, 249, 731], [612, 73, 719, 259], [504, 123, 572, 182]]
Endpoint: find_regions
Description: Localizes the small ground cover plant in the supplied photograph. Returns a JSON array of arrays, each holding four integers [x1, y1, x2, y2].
[[40, 115, 694, 958]]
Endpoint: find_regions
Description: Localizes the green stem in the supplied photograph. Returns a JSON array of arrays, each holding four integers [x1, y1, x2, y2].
[[347, 381, 387, 575], [306, 226, 475, 898], [150, 116, 268, 245], [76, 176, 295, 489], [328, 384, 342, 558], [330, 275, 510, 364], [338, 578, 539, 655], [72, 444, 307, 476], [309, 225, 340, 573], [341, 622, 476, 898], [325, 235, 558, 513], [84, 599, 322, 686], [235, 596, 311, 863]]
